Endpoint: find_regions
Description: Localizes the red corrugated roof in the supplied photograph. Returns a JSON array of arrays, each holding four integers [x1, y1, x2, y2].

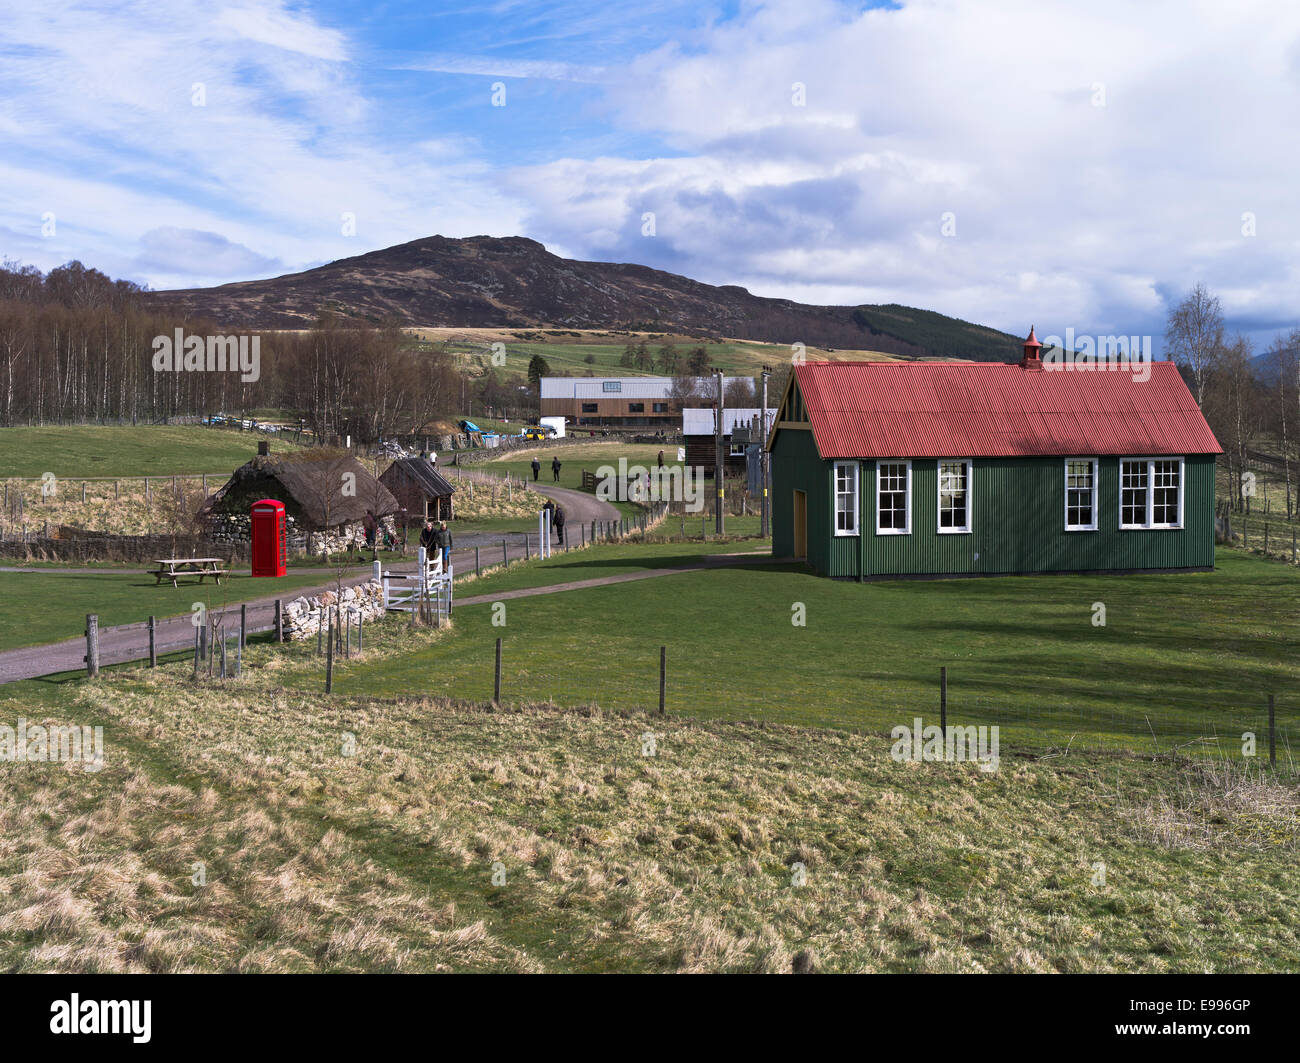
[[791, 360, 1222, 459]]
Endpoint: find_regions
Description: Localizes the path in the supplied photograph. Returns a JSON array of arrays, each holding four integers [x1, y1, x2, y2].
[[0, 479, 627, 683]]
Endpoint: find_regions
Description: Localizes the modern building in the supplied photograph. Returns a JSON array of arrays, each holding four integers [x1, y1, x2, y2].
[[540, 376, 751, 429], [768, 330, 1222, 578], [682, 407, 778, 475]]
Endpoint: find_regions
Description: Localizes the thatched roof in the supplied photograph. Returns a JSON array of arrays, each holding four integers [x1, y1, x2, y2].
[[208, 454, 398, 529], [379, 458, 456, 499]]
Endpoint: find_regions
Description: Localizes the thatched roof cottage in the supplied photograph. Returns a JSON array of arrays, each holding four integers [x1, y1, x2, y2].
[[202, 452, 398, 553]]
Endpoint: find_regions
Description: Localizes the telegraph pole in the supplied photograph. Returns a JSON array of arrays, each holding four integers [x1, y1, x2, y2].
[[714, 370, 725, 535], [760, 367, 771, 538]]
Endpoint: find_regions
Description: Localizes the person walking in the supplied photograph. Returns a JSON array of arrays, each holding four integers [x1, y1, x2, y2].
[[551, 455, 561, 483], [657, 449, 664, 469], [531, 456, 541, 481], [439, 520, 453, 569], [419, 518, 437, 554], [362, 508, 377, 550], [552, 503, 566, 545]]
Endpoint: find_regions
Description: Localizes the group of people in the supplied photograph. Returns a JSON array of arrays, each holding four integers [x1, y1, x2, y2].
[[531, 456, 562, 483], [419, 518, 453, 568]]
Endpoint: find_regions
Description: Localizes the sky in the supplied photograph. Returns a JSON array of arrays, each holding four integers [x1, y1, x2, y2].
[[2, 0, 1298, 351]]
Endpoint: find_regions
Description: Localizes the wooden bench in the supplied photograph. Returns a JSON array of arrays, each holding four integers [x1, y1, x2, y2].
[[150, 557, 228, 587]]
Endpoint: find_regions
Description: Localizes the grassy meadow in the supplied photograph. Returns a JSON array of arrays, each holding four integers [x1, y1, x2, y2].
[[3, 609, 1299, 973], [300, 546, 1300, 755], [0, 569, 349, 652], [413, 329, 892, 378], [0, 424, 304, 479]]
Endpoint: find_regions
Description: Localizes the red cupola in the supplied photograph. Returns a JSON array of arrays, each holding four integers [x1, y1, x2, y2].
[[1021, 325, 1043, 369]]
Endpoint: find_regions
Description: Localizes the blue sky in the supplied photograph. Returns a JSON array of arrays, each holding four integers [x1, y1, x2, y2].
[[2, 0, 1297, 352]]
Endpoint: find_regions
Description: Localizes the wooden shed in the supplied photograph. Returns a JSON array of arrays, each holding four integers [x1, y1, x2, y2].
[[769, 330, 1222, 579], [379, 457, 456, 524]]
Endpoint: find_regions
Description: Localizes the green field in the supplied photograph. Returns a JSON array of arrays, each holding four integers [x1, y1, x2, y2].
[[0, 424, 305, 478], [0, 568, 352, 651], [301, 547, 1299, 754], [433, 334, 822, 377]]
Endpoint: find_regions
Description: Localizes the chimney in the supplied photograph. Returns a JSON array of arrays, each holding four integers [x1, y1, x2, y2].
[[257, 440, 270, 456], [1020, 325, 1043, 369]]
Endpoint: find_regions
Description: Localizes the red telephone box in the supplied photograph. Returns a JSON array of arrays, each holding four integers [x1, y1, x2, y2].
[[250, 499, 287, 577]]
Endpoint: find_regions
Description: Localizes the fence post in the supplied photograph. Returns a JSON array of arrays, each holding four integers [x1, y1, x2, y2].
[[1269, 693, 1276, 768], [525, 532, 530, 560], [200, 618, 208, 661], [84, 614, 99, 677], [494, 637, 502, 704], [239, 603, 246, 656], [325, 610, 334, 693], [148, 615, 156, 667], [659, 645, 666, 714], [940, 666, 947, 734], [502, 539, 508, 568], [274, 599, 283, 643], [193, 625, 200, 677]]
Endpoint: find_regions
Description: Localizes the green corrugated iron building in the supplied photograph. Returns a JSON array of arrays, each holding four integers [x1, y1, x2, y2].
[[768, 330, 1222, 579]]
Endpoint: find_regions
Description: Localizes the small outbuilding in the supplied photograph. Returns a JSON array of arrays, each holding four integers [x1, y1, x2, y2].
[[768, 330, 1222, 578], [379, 456, 456, 524]]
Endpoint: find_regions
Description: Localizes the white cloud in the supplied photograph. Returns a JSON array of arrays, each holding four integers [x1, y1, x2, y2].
[[511, 0, 1300, 340]]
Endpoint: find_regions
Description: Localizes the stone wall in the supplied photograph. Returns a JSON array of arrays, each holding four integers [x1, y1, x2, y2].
[[207, 512, 395, 557], [281, 579, 387, 640]]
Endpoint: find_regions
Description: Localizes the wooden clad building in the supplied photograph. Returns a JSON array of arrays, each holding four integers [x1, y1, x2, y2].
[[379, 457, 456, 523], [768, 330, 1222, 579]]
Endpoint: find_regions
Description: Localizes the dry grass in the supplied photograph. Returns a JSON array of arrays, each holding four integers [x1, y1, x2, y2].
[[3, 478, 206, 536], [3, 622, 1300, 973]]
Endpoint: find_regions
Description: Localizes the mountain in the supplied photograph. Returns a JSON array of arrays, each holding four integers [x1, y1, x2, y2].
[[145, 234, 1025, 361], [1251, 344, 1299, 386]]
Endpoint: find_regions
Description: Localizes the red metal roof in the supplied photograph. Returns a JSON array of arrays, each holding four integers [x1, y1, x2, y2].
[[790, 360, 1222, 459]]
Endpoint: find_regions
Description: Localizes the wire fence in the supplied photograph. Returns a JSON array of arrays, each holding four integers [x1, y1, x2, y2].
[[823, 669, 1300, 769]]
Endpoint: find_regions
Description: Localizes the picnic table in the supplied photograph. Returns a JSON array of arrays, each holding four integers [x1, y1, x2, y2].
[[150, 557, 228, 587]]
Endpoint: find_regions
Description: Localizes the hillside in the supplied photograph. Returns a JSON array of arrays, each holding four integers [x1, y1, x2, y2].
[[146, 235, 1025, 361]]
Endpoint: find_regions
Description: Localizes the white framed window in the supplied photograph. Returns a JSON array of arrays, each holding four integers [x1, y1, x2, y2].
[[1119, 457, 1184, 529], [1064, 459, 1099, 531], [876, 460, 911, 534], [834, 461, 859, 535], [729, 442, 747, 457], [937, 460, 972, 533]]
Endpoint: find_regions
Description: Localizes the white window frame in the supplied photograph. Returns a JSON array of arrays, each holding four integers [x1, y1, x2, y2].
[[1118, 456, 1185, 530], [936, 459, 973, 534], [875, 460, 912, 535], [833, 461, 859, 536], [729, 442, 748, 458], [1063, 458, 1099, 532]]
